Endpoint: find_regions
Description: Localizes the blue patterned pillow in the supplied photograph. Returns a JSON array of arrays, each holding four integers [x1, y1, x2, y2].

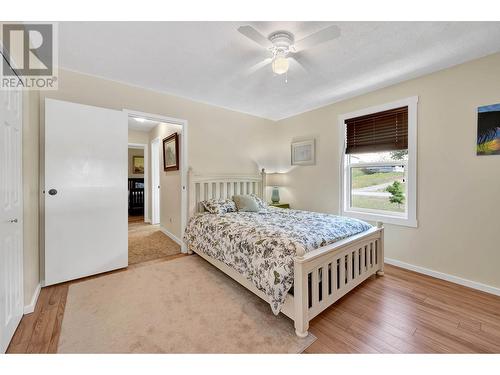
[[250, 193, 268, 210], [201, 199, 236, 214]]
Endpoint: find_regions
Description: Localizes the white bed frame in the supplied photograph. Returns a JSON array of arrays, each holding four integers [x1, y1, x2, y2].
[[187, 168, 384, 337]]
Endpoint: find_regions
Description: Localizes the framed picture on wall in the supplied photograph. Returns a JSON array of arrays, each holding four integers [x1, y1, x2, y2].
[[477, 103, 500, 155], [132, 156, 144, 174], [163, 133, 179, 171], [291, 139, 315, 165]]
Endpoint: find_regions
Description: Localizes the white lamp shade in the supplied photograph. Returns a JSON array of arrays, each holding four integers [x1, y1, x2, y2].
[[267, 173, 287, 187]]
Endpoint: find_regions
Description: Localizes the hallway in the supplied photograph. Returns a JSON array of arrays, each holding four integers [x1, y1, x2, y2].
[[128, 216, 181, 265]]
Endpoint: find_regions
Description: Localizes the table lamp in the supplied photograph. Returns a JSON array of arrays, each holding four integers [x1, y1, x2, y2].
[[267, 173, 286, 204]]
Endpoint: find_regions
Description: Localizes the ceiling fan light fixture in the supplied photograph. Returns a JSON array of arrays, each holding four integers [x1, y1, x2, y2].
[[272, 56, 289, 75]]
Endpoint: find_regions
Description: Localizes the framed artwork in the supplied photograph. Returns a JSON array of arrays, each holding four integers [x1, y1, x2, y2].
[[132, 156, 144, 174], [291, 139, 315, 165], [163, 133, 179, 171], [477, 103, 500, 155]]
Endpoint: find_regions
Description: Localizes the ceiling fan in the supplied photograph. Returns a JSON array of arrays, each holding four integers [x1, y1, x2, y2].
[[237, 24, 341, 80]]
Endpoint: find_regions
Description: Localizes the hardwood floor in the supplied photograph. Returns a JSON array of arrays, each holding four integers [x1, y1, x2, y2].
[[304, 265, 500, 353], [128, 215, 145, 223], [7, 262, 500, 353]]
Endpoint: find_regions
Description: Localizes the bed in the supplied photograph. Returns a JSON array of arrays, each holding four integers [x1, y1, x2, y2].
[[185, 169, 384, 337]]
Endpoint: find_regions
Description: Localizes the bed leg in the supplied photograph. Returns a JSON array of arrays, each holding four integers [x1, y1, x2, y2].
[[295, 327, 309, 338], [187, 249, 194, 255], [293, 257, 309, 338]]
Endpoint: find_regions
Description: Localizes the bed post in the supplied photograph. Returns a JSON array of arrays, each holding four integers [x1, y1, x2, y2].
[[260, 168, 266, 200], [376, 221, 385, 276], [293, 253, 309, 338]]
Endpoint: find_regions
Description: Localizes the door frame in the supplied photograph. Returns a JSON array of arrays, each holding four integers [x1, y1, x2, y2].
[[128, 143, 149, 223], [123, 109, 189, 253], [0, 83, 24, 354], [150, 137, 161, 225], [0, 40, 24, 353]]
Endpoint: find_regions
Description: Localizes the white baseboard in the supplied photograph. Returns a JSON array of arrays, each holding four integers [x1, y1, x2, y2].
[[23, 283, 41, 314], [160, 226, 182, 246], [385, 257, 500, 297]]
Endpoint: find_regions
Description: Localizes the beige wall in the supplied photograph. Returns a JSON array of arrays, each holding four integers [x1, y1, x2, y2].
[[22, 68, 275, 305], [149, 123, 183, 239], [128, 148, 144, 179], [38, 69, 275, 174], [274, 52, 500, 289], [128, 129, 150, 145]]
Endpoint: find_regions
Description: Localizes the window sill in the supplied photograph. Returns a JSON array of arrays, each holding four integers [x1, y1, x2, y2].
[[342, 209, 417, 228]]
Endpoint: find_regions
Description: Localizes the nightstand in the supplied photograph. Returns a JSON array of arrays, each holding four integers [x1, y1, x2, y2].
[[269, 203, 290, 209]]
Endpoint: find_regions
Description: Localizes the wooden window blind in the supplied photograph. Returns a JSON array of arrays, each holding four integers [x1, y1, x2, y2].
[[345, 106, 408, 154]]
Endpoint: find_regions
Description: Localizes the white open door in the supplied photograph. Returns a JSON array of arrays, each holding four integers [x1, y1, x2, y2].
[[0, 86, 23, 353], [44, 99, 128, 286]]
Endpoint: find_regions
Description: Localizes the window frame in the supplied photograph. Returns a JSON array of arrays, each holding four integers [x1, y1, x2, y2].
[[338, 96, 418, 227]]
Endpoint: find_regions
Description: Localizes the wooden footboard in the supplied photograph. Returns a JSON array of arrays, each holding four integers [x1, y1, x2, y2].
[[292, 222, 384, 337]]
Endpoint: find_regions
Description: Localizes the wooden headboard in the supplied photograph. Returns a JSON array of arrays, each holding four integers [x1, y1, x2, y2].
[[188, 168, 266, 216]]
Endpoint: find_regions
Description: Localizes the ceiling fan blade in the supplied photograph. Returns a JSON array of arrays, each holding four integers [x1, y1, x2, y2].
[[289, 55, 308, 74], [246, 57, 272, 75], [238, 25, 272, 48], [294, 25, 341, 51], [289, 52, 314, 73]]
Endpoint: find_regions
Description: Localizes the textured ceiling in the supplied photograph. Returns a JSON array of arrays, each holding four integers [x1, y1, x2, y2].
[[59, 22, 500, 120], [128, 117, 159, 132]]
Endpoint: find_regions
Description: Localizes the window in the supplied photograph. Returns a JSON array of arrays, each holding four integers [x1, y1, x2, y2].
[[339, 97, 417, 227]]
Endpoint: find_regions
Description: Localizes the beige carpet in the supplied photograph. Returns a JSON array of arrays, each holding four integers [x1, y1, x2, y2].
[[128, 218, 180, 265], [58, 255, 316, 353]]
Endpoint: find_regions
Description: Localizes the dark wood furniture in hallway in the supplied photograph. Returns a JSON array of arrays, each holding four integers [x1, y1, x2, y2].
[[128, 178, 144, 216]]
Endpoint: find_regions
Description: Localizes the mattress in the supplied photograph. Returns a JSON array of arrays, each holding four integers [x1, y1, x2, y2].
[[183, 207, 371, 314]]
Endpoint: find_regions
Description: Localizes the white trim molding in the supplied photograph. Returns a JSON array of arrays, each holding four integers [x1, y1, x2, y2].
[[23, 283, 41, 314], [385, 258, 500, 297], [339, 96, 418, 228], [150, 137, 161, 225], [160, 226, 183, 246]]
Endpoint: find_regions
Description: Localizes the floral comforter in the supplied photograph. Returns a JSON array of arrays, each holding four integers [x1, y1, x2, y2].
[[183, 207, 371, 314]]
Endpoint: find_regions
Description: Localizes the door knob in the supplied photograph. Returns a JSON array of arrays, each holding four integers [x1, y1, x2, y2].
[[9, 218, 18, 223], [48, 189, 58, 196]]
